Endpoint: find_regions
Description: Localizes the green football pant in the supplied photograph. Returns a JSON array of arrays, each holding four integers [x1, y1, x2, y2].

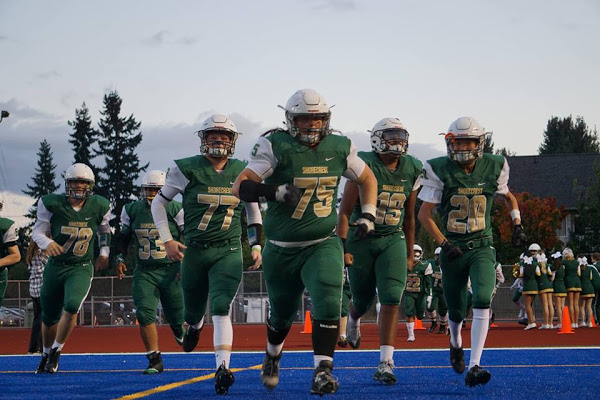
[[428, 291, 448, 317], [440, 246, 496, 323], [132, 262, 183, 327], [40, 260, 93, 326], [180, 243, 243, 324], [262, 237, 343, 329], [340, 277, 351, 318], [404, 292, 426, 319], [347, 232, 407, 315], [0, 268, 7, 308]]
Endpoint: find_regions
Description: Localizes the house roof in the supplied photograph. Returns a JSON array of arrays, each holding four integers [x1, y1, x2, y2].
[[506, 153, 600, 210]]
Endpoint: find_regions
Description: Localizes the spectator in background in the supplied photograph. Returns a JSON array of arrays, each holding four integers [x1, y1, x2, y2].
[[26, 239, 47, 354]]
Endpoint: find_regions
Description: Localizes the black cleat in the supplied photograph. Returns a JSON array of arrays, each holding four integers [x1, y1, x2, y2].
[[182, 325, 202, 352], [337, 336, 348, 348], [36, 353, 49, 374], [215, 362, 235, 395], [449, 345, 465, 374], [428, 321, 438, 333], [438, 323, 448, 334], [465, 365, 491, 387], [143, 351, 163, 374], [310, 360, 339, 395], [171, 325, 184, 346], [260, 351, 282, 390], [44, 348, 61, 373], [517, 318, 528, 326]]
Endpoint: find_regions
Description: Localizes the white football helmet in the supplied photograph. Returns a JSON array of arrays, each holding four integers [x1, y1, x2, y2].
[[444, 116, 489, 164], [196, 114, 240, 158], [434, 247, 441, 257], [370, 118, 409, 156], [528, 243, 542, 254], [283, 89, 331, 145], [141, 170, 165, 202], [414, 244, 423, 261], [65, 163, 95, 199]]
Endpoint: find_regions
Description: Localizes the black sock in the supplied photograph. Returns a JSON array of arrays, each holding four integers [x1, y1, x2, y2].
[[266, 319, 291, 345], [312, 320, 339, 358]]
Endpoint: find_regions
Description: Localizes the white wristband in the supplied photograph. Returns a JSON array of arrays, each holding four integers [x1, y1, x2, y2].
[[510, 209, 521, 222], [251, 244, 262, 252], [361, 204, 377, 217]]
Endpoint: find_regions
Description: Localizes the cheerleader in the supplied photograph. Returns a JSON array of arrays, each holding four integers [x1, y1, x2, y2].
[[519, 254, 540, 330], [533, 248, 554, 329], [550, 251, 566, 328], [562, 248, 581, 329], [578, 257, 595, 328]]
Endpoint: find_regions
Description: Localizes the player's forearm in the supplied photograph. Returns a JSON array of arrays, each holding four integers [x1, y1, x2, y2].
[[355, 168, 377, 215], [233, 169, 263, 199], [0, 252, 20, 267], [151, 195, 174, 243], [504, 191, 521, 225], [32, 219, 54, 250], [417, 206, 445, 245]]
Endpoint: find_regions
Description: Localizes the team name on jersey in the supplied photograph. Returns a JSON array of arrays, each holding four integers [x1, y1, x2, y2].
[[139, 223, 155, 229], [382, 184, 404, 192], [302, 166, 328, 174], [68, 221, 89, 228], [207, 186, 233, 194], [457, 187, 484, 195]]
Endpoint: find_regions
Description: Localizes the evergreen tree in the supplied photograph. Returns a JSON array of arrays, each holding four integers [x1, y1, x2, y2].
[[569, 161, 600, 253], [539, 116, 600, 154], [68, 102, 98, 173], [22, 139, 60, 224], [96, 91, 148, 231], [483, 134, 494, 154], [495, 147, 516, 157]]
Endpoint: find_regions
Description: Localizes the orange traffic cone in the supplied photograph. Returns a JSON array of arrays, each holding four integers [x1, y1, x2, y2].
[[558, 306, 574, 334], [301, 310, 312, 334], [590, 317, 597, 328], [490, 322, 499, 328], [414, 318, 426, 330]]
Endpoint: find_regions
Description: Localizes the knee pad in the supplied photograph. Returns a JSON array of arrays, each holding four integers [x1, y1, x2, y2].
[[448, 309, 465, 323], [210, 295, 233, 316], [312, 295, 342, 321], [472, 293, 493, 309]]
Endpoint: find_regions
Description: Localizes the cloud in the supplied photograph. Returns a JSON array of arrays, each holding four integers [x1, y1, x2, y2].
[[0, 191, 36, 229], [307, 0, 357, 11], [0, 36, 8, 42], [142, 30, 169, 46], [36, 71, 62, 80], [178, 36, 198, 45], [141, 31, 197, 46]]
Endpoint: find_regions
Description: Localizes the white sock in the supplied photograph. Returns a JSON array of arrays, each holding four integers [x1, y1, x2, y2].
[[43, 346, 51, 355], [440, 315, 448, 323], [469, 308, 490, 369], [380, 345, 394, 363], [406, 322, 415, 337], [427, 310, 437, 320], [314, 355, 333, 368], [340, 333, 346, 339], [348, 314, 360, 329], [52, 341, 64, 351], [449, 319, 463, 348], [192, 317, 204, 330], [213, 315, 233, 369], [266, 341, 284, 358]]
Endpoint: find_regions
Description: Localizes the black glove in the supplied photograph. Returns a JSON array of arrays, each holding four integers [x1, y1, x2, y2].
[[353, 213, 375, 239], [512, 224, 527, 247], [441, 240, 463, 262], [275, 184, 302, 207]]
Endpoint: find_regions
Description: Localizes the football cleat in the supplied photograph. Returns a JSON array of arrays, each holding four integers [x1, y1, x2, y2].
[[428, 321, 438, 333], [182, 325, 202, 352], [450, 345, 465, 374], [260, 351, 282, 390], [337, 336, 348, 348], [44, 348, 61, 373], [465, 365, 491, 387], [214, 362, 235, 395], [346, 321, 361, 349], [310, 360, 339, 395], [36, 353, 49, 374], [438, 323, 448, 334], [373, 361, 397, 385], [143, 351, 163, 374]]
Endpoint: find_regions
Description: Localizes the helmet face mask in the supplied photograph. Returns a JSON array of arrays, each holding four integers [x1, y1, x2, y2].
[[197, 114, 240, 159], [65, 163, 95, 200], [413, 244, 423, 261], [444, 117, 488, 165], [141, 170, 165, 203], [370, 118, 409, 156], [284, 89, 332, 146]]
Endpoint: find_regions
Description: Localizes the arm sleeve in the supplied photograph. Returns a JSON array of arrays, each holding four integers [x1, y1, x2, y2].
[[2, 222, 18, 245], [245, 137, 278, 180], [412, 174, 422, 192], [97, 208, 112, 258], [417, 162, 444, 204], [244, 201, 262, 226], [496, 157, 510, 195], [174, 208, 185, 233], [342, 141, 366, 181], [151, 194, 175, 243], [32, 199, 55, 250], [163, 164, 190, 195]]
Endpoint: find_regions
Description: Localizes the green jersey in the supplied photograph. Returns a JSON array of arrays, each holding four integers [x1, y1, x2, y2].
[[171, 156, 246, 243], [0, 217, 18, 259], [121, 200, 183, 266], [350, 152, 422, 236], [427, 259, 443, 293], [406, 260, 433, 295], [247, 131, 365, 242], [37, 194, 111, 264], [419, 154, 508, 243]]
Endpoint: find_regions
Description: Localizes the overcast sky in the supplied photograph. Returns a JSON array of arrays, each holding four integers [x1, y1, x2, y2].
[[1, 0, 599, 224]]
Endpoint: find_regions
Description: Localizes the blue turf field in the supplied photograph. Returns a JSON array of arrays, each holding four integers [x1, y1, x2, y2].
[[1, 348, 598, 399]]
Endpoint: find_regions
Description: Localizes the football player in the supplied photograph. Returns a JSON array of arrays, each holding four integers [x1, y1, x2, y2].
[[0, 200, 21, 307], [152, 115, 263, 395], [427, 247, 448, 334], [337, 117, 421, 384], [32, 163, 111, 373], [115, 170, 185, 374], [418, 117, 526, 387], [403, 245, 433, 342], [233, 89, 377, 395]]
